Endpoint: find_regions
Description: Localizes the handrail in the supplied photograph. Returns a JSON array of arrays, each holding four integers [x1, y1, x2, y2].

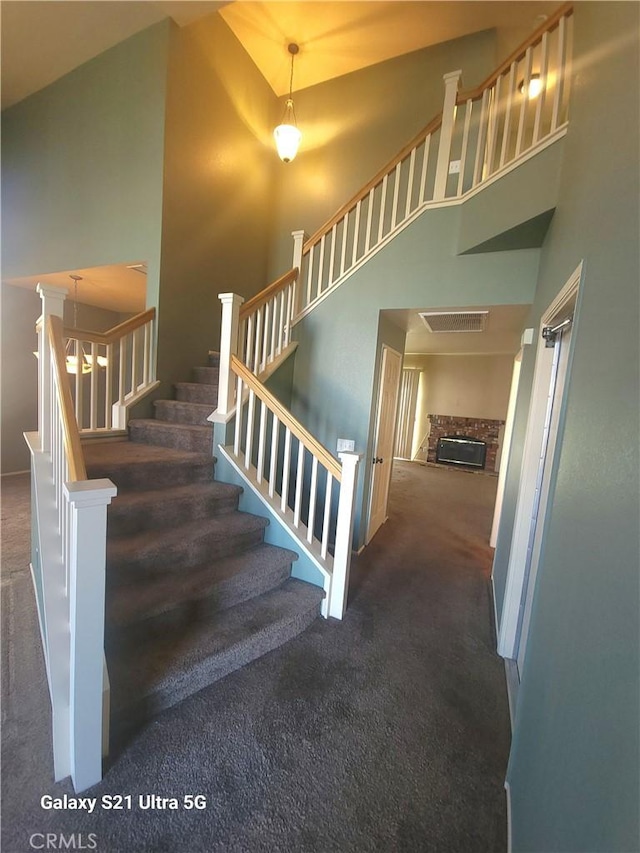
[[303, 113, 443, 253], [240, 269, 298, 320], [48, 315, 87, 481], [64, 307, 155, 346], [458, 3, 573, 103], [231, 355, 342, 481]]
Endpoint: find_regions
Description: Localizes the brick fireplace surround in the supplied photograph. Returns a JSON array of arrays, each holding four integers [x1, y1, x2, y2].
[[427, 414, 505, 471]]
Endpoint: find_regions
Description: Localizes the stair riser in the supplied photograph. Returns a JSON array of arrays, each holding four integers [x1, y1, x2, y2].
[[193, 366, 219, 385], [130, 422, 213, 455], [108, 493, 239, 538], [87, 461, 214, 492], [154, 401, 214, 426], [108, 527, 267, 582], [107, 562, 291, 630], [111, 596, 321, 725], [175, 384, 218, 405]]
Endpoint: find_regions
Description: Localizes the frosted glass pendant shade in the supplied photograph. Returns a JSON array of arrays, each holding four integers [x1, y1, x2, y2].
[[274, 121, 302, 163]]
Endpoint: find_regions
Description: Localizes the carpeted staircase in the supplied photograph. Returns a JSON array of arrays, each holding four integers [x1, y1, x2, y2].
[[83, 354, 322, 733]]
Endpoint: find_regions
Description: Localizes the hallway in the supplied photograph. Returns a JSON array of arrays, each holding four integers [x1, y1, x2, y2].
[[2, 461, 510, 852]]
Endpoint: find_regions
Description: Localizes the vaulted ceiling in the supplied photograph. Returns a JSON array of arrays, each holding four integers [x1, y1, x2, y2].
[[1, 0, 559, 109]]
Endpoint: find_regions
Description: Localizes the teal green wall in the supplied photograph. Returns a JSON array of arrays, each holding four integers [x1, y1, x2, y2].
[[268, 29, 498, 278], [1, 21, 170, 297], [291, 203, 541, 547], [493, 4, 640, 850], [157, 15, 277, 388]]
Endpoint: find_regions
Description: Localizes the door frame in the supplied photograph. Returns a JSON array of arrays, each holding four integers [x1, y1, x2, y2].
[[498, 262, 583, 660], [366, 344, 403, 544]]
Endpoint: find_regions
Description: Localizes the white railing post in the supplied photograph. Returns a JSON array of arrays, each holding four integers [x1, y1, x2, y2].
[[329, 451, 362, 619], [64, 477, 117, 792], [216, 293, 244, 418], [434, 69, 462, 201], [36, 284, 68, 452], [291, 230, 308, 315]]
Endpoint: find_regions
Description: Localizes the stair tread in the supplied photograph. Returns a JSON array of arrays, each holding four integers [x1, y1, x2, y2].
[[109, 579, 323, 715], [109, 480, 242, 514], [108, 511, 269, 563], [154, 400, 214, 414], [130, 418, 212, 434], [174, 382, 219, 391], [107, 543, 298, 627], [84, 440, 212, 468]]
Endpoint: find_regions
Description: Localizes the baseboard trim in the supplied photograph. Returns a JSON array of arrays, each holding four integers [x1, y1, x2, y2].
[[490, 575, 500, 652], [505, 780, 513, 853]]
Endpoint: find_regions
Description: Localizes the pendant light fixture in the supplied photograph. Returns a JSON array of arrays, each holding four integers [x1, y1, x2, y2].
[[274, 43, 302, 163], [66, 275, 92, 375]]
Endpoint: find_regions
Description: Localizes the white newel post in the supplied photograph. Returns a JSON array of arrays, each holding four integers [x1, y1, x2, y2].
[[434, 69, 462, 201], [64, 478, 117, 792], [291, 230, 307, 316], [216, 293, 244, 418], [329, 452, 362, 620], [36, 284, 68, 452]]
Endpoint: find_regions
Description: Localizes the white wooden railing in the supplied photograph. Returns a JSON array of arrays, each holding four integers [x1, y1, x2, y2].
[[221, 356, 360, 619], [26, 283, 117, 792], [216, 269, 299, 420], [292, 3, 573, 321], [64, 307, 159, 433]]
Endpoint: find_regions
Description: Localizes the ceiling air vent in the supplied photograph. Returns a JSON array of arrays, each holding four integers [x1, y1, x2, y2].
[[419, 311, 488, 333]]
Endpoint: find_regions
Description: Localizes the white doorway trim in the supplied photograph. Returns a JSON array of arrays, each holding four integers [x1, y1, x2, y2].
[[366, 345, 403, 544], [498, 262, 583, 660]]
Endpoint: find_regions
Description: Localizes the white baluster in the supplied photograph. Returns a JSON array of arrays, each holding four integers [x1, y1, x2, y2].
[[307, 457, 318, 543], [378, 175, 388, 241], [551, 16, 567, 132], [291, 229, 307, 315], [405, 147, 416, 217], [391, 162, 401, 228], [434, 69, 462, 200], [473, 89, 490, 186], [328, 223, 337, 286], [105, 342, 113, 429], [351, 201, 361, 267], [317, 234, 325, 299], [486, 79, 501, 177], [74, 341, 83, 427], [285, 284, 293, 346], [500, 64, 517, 168], [457, 100, 473, 196], [419, 134, 431, 204], [365, 188, 375, 252], [306, 244, 314, 306], [257, 400, 267, 483], [269, 414, 279, 498], [233, 375, 243, 457], [90, 342, 98, 430], [253, 309, 262, 374], [143, 322, 150, 385], [245, 389, 256, 469], [340, 212, 349, 276], [281, 428, 292, 513], [293, 440, 305, 528], [516, 47, 534, 156], [533, 32, 550, 144], [118, 337, 126, 405]]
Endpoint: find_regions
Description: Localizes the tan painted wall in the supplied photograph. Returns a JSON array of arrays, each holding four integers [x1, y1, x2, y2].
[[156, 16, 278, 388], [405, 353, 513, 458]]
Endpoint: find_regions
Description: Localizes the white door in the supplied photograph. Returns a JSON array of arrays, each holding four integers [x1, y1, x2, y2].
[[516, 324, 572, 675], [498, 262, 581, 663], [367, 346, 402, 543]]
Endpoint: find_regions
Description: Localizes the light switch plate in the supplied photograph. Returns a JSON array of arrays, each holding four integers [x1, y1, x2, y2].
[[449, 159, 461, 174], [337, 438, 355, 453]]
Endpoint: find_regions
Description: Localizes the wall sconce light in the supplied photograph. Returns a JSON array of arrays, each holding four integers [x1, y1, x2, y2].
[[518, 73, 543, 99], [274, 43, 302, 163]]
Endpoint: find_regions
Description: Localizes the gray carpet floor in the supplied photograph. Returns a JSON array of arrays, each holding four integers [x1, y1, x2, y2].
[[1, 461, 510, 853]]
